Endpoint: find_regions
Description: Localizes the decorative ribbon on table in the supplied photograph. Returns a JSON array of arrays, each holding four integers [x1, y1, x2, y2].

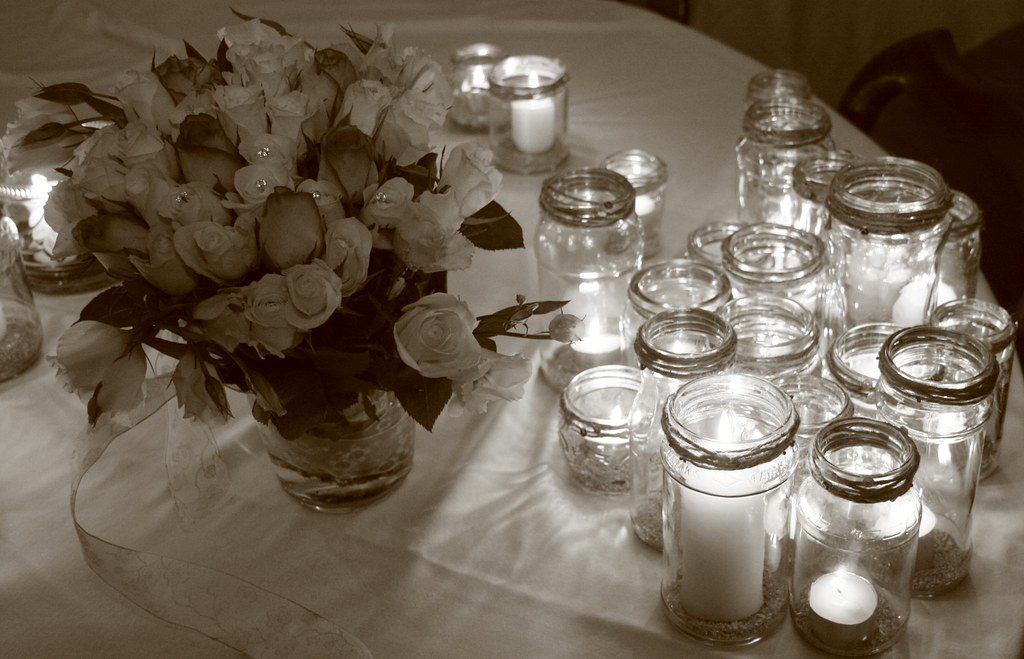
[[70, 376, 371, 658]]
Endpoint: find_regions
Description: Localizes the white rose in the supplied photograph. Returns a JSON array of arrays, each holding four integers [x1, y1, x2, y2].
[[124, 165, 176, 226], [168, 89, 217, 135], [394, 190, 473, 273], [323, 217, 372, 296], [393, 292, 483, 379], [241, 273, 302, 356], [439, 143, 501, 217], [218, 20, 308, 97], [157, 182, 231, 226], [114, 70, 176, 135], [212, 84, 268, 144], [377, 93, 435, 165], [297, 178, 345, 222], [173, 213, 258, 283], [55, 320, 148, 417], [341, 80, 392, 138], [361, 177, 415, 229], [238, 132, 298, 170], [120, 121, 178, 178], [72, 124, 123, 168], [231, 163, 293, 207], [73, 156, 128, 202], [128, 223, 199, 295], [450, 350, 531, 415], [44, 181, 93, 258], [266, 90, 315, 149], [282, 259, 343, 330]]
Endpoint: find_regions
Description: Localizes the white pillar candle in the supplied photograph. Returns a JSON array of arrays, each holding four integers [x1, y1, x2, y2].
[[510, 71, 557, 155], [808, 570, 878, 646]]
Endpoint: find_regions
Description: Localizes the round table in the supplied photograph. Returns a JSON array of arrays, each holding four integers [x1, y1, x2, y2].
[[1, 1, 1022, 656]]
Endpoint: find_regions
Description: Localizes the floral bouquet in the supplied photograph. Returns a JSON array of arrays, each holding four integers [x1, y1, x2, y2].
[[6, 15, 570, 440]]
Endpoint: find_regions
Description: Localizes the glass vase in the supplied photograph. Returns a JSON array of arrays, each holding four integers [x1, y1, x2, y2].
[[258, 390, 416, 512], [825, 322, 900, 419], [720, 295, 821, 379], [0, 216, 42, 381]]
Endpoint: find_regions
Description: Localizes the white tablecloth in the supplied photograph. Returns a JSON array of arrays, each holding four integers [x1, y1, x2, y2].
[[1, 1, 1022, 657]]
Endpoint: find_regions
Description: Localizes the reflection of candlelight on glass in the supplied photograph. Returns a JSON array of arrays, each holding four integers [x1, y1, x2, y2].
[[634, 193, 656, 217], [510, 70, 556, 154], [807, 571, 878, 647]]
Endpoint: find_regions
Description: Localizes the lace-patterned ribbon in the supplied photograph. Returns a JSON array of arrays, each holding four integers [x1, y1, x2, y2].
[[71, 376, 371, 658]]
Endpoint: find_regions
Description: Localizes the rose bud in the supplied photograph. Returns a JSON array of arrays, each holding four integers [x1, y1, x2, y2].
[[173, 213, 258, 283], [128, 224, 198, 295], [154, 54, 222, 103], [323, 216, 372, 296], [176, 113, 244, 189], [72, 212, 150, 254], [547, 314, 582, 344], [318, 124, 378, 202], [258, 190, 325, 272], [176, 112, 235, 153]]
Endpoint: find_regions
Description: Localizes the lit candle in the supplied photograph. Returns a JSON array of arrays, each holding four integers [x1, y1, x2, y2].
[[571, 332, 622, 370], [634, 193, 656, 217], [510, 71, 556, 154], [807, 571, 878, 647], [676, 412, 767, 621], [891, 274, 956, 326]]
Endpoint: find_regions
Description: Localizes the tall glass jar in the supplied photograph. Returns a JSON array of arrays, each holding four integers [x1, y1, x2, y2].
[[937, 190, 982, 302], [721, 223, 826, 317], [825, 322, 899, 419], [876, 327, 997, 597], [686, 221, 742, 267], [602, 149, 668, 259], [721, 295, 820, 378], [448, 43, 506, 131], [737, 100, 833, 225], [628, 309, 736, 549], [536, 168, 643, 389], [745, 69, 812, 108], [661, 373, 797, 645], [775, 373, 853, 492], [791, 418, 921, 656], [792, 150, 858, 236], [622, 258, 731, 363], [827, 157, 953, 330], [488, 55, 569, 174], [932, 299, 1017, 479], [0, 216, 42, 381]]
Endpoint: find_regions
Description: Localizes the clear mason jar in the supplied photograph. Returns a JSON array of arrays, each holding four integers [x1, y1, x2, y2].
[[686, 221, 743, 266], [622, 258, 731, 363], [661, 373, 797, 644], [876, 327, 998, 597], [791, 418, 921, 656], [536, 168, 644, 390], [721, 222, 826, 317], [628, 309, 736, 550], [792, 150, 858, 236], [720, 295, 820, 378], [737, 100, 833, 225], [0, 216, 42, 381], [488, 55, 569, 174], [932, 298, 1017, 480], [558, 365, 641, 494], [602, 149, 668, 259], [448, 43, 506, 131], [775, 373, 853, 493], [825, 322, 900, 420], [745, 68, 812, 108], [937, 190, 982, 302], [827, 157, 953, 330]]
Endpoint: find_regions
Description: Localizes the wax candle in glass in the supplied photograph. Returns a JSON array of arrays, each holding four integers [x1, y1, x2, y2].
[[602, 149, 668, 259], [686, 221, 742, 266], [661, 373, 797, 644], [775, 373, 853, 493], [0, 216, 42, 381], [621, 258, 731, 364], [791, 418, 921, 656], [558, 365, 641, 494], [535, 168, 643, 389], [745, 68, 812, 108], [937, 190, 982, 302], [721, 223, 826, 317], [720, 295, 820, 379], [825, 322, 899, 419], [877, 327, 997, 597], [628, 309, 736, 549], [448, 43, 505, 130], [827, 157, 953, 330], [932, 299, 1017, 479], [736, 100, 833, 225], [488, 55, 569, 174], [791, 150, 857, 236]]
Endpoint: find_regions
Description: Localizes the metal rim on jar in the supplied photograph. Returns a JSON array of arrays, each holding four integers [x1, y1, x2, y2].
[[741, 99, 832, 147], [540, 167, 635, 226], [879, 326, 999, 404], [601, 149, 667, 194], [488, 55, 568, 100], [810, 417, 920, 504], [627, 259, 731, 320], [634, 309, 737, 379], [721, 223, 826, 286], [931, 298, 1017, 354], [827, 157, 952, 234]]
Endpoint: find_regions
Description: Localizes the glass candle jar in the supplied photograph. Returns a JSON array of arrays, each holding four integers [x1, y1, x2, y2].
[[745, 68, 812, 108], [721, 296, 820, 378], [686, 221, 742, 266], [0, 216, 43, 381], [448, 43, 506, 131], [876, 327, 997, 597], [488, 55, 569, 174], [559, 365, 642, 494], [825, 322, 900, 419], [536, 168, 643, 389], [602, 149, 668, 259], [792, 150, 858, 236], [937, 190, 982, 302], [791, 418, 921, 656], [628, 309, 736, 550], [622, 258, 731, 363], [736, 100, 833, 225], [932, 299, 1017, 479], [661, 373, 797, 645], [827, 157, 953, 330], [721, 223, 826, 317], [775, 373, 853, 492]]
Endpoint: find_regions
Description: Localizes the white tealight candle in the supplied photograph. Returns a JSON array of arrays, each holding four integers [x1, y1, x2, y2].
[[571, 333, 621, 370], [510, 71, 556, 154], [808, 571, 878, 647]]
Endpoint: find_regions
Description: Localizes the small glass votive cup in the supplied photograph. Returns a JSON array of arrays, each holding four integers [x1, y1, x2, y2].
[[559, 365, 642, 494], [449, 43, 506, 131], [488, 55, 569, 174], [686, 221, 743, 266], [602, 149, 668, 259], [825, 322, 900, 419]]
